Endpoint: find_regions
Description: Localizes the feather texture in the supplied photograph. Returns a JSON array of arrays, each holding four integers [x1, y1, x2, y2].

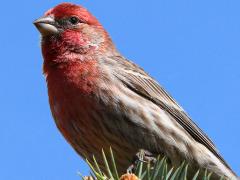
[[110, 56, 232, 171]]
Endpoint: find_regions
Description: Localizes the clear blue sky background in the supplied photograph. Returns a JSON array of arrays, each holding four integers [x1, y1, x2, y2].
[[0, 1, 239, 180]]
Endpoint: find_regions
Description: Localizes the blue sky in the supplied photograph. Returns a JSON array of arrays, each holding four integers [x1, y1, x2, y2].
[[0, 1, 239, 179]]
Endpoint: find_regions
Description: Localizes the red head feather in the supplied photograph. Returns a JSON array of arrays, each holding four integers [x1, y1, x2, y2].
[[45, 3, 101, 26]]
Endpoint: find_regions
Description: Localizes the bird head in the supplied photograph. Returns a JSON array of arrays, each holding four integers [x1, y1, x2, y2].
[[34, 3, 115, 64], [34, 3, 101, 36]]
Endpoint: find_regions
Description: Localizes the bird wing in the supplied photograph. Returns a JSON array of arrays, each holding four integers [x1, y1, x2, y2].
[[112, 56, 230, 169]]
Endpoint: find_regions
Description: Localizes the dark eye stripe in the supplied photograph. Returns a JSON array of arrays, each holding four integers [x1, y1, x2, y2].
[[56, 16, 85, 30]]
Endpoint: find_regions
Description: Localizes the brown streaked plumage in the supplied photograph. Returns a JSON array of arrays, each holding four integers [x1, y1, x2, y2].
[[34, 3, 238, 180]]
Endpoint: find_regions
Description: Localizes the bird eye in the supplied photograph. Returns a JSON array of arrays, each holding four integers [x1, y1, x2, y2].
[[69, 16, 80, 25]]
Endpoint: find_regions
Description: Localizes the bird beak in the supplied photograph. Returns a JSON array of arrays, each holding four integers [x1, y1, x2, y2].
[[33, 16, 59, 36]]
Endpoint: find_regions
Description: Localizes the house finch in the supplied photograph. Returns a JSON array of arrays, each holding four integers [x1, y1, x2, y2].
[[34, 3, 238, 179]]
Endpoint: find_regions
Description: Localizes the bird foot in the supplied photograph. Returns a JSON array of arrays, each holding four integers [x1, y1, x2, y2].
[[127, 149, 157, 173]]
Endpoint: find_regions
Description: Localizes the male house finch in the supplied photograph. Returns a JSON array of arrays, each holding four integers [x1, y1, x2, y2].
[[34, 3, 238, 179]]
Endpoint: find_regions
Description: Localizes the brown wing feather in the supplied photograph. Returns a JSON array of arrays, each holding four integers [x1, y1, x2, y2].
[[111, 56, 231, 170]]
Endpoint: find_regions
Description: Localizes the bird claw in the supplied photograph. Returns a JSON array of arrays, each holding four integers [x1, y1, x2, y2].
[[127, 164, 135, 174], [127, 149, 157, 173]]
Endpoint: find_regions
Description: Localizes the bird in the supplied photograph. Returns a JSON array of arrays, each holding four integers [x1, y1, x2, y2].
[[34, 3, 238, 179]]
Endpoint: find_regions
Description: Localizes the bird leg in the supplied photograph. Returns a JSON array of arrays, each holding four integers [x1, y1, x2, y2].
[[127, 149, 157, 173]]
